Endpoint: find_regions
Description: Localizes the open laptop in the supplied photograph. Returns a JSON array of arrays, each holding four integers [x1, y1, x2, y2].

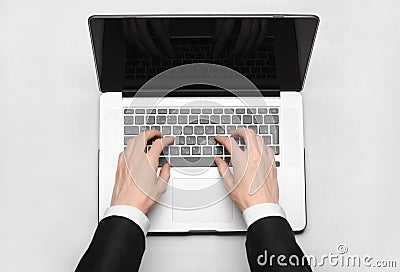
[[89, 15, 319, 233]]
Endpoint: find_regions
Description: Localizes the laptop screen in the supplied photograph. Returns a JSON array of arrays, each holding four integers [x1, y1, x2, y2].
[[89, 16, 319, 94]]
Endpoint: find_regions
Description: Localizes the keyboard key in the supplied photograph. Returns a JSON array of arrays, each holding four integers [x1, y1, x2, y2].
[[202, 108, 212, 114], [124, 109, 134, 114], [247, 108, 257, 114], [269, 108, 279, 114], [262, 135, 271, 145], [169, 157, 216, 167], [173, 126, 182, 135], [181, 147, 190, 155], [124, 136, 134, 145], [186, 136, 196, 145], [197, 136, 207, 145], [248, 125, 258, 133], [146, 116, 155, 124], [135, 109, 145, 114], [183, 126, 193, 135], [162, 147, 169, 155], [191, 108, 201, 114], [221, 115, 230, 124], [216, 125, 225, 134], [270, 125, 279, 144], [258, 108, 268, 114], [208, 136, 216, 145], [264, 115, 279, 124], [189, 115, 199, 124], [227, 125, 236, 134], [200, 115, 209, 124], [158, 109, 167, 114], [224, 108, 234, 114], [135, 116, 144, 125], [180, 109, 190, 114], [243, 115, 252, 124], [124, 116, 133, 125], [259, 125, 268, 134], [167, 115, 177, 124], [169, 109, 179, 114], [194, 126, 204, 135], [213, 108, 223, 114], [156, 116, 166, 124], [205, 126, 215, 134], [178, 115, 188, 124], [203, 146, 212, 155], [275, 161, 280, 167], [253, 115, 263, 124], [176, 136, 185, 145], [271, 145, 280, 155], [146, 109, 156, 114], [192, 146, 201, 155], [151, 126, 161, 131], [170, 146, 180, 155], [214, 146, 223, 155], [232, 115, 241, 124], [210, 115, 220, 124], [124, 126, 139, 135], [140, 126, 150, 132], [236, 108, 245, 114], [162, 126, 171, 135]]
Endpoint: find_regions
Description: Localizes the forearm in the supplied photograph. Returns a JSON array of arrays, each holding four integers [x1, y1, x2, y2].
[[245, 216, 312, 272], [75, 216, 145, 272]]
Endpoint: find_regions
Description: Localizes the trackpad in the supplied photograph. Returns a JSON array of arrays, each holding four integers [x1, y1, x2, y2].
[[172, 178, 233, 223]]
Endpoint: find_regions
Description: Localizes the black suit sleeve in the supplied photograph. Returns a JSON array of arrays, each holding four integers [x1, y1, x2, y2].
[[246, 216, 312, 272], [75, 216, 145, 272]]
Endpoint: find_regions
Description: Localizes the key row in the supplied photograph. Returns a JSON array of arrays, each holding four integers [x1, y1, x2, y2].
[[124, 114, 279, 125], [124, 107, 279, 115]]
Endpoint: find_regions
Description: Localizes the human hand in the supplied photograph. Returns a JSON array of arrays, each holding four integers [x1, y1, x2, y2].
[[110, 131, 174, 214], [215, 128, 278, 211], [122, 18, 174, 59], [212, 19, 268, 58]]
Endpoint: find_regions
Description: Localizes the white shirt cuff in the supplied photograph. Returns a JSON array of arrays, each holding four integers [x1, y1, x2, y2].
[[103, 205, 150, 235], [242, 203, 286, 228]]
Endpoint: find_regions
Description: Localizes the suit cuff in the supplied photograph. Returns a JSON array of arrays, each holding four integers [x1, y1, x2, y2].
[[103, 205, 150, 235], [242, 203, 286, 229]]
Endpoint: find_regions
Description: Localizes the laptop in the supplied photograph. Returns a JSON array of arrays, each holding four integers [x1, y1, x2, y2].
[[89, 15, 319, 233]]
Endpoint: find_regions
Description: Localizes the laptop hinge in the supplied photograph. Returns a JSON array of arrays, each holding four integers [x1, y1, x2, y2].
[[121, 90, 280, 98]]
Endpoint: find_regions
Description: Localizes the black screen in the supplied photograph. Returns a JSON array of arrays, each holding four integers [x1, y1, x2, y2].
[[89, 15, 319, 93]]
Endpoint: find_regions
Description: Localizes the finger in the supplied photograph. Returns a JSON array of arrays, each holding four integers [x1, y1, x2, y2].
[[125, 19, 152, 58], [212, 19, 224, 42], [231, 128, 257, 152], [231, 19, 252, 56], [256, 135, 265, 149], [134, 130, 162, 152], [242, 19, 260, 56], [215, 157, 234, 191], [148, 136, 175, 157], [254, 19, 267, 50], [137, 19, 164, 59], [215, 135, 240, 154], [158, 162, 171, 184], [213, 19, 235, 58], [150, 19, 174, 57]]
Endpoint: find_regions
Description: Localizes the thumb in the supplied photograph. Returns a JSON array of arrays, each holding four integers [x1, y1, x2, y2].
[[158, 162, 171, 183], [215, 157, 234, 191]]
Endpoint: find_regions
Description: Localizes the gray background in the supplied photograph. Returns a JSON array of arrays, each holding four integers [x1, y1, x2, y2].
[[1, 0, 399, 271]]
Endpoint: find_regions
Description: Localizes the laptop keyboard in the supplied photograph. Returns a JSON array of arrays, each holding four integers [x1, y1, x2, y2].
[[123, 107, 280, 167]]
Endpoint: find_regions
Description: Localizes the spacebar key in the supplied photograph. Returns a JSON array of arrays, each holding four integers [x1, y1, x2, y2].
[[169, 157, 216, 167]]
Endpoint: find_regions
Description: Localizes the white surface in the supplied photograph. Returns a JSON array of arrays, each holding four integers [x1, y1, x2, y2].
[[0, 0, 400, 271]]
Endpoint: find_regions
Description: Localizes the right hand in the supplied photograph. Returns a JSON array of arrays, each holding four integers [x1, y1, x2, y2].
[[215, 128, 279, 211]]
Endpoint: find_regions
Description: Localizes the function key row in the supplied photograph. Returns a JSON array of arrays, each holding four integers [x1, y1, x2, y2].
[[124, 107, 279, 115]]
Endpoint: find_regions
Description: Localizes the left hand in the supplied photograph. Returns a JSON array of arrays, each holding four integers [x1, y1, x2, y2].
[[110, 131, 174, 214]]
